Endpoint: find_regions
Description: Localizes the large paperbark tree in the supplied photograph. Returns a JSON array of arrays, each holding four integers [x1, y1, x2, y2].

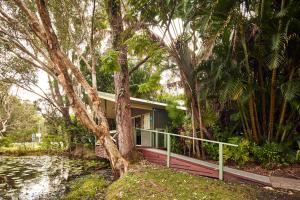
[[0, 0, 128, 176]]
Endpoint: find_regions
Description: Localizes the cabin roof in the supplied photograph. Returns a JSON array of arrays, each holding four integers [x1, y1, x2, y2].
[[98, 91, 186, 111]]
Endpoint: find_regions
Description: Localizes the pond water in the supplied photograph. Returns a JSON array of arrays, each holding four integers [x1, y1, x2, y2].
[[0, 156, 99, 200]]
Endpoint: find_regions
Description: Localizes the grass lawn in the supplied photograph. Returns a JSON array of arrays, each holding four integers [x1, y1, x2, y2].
[[63, 174, 109, 200], [106, 164, 299, 200], [63, 162, 299, 200]]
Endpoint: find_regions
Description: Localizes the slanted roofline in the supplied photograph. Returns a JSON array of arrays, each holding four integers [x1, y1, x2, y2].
[[98, 91, 186, 111]]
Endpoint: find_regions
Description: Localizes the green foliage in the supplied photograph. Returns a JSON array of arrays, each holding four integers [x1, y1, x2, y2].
[[170, 136, 183, 154], [281, 80, 300, 101], [202, 103, 219, 127], [40, 134, 65, 151], [0, 137, 11, 147], [94, 20, 107, 29], [0, 142, 49, 156], [138, 72, 161, 93], [222, 138, 292, 167], [126, 34, 153, 57], [79, 57, 114, 93], [5, 99, 42, 143], [220, 79, 246, 103], [68, 117, 95, 149], [224, 137, 252, 166], [0, 94, 39, 140], [7, 132, 33, 143], [203, 142, 219, 160], [100, 49, 120, 73], [44, 113, 95, 151], [252, 142, 286, 168], [129, 68, 162, 99], [166, 101, 186, 128], [210, 124, 233, 142], [127, 33, 166, 65]]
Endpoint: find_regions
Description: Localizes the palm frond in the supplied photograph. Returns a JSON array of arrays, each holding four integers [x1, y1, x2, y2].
[[281, 80, 300, 101], [276, 8, 288, 18], [220, 78, 246, 103], [268, 52, 286, 70], [271, 33, 287, 51]]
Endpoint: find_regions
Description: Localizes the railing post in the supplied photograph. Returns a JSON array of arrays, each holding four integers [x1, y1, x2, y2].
[[218, 143, 224, 180], [133, 128, 136, 146], [155, 132, 158, 148], [167, 132, 171, 167]]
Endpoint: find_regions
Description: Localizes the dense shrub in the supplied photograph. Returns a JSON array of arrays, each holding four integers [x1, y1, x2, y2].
[[170, 136, 183, 154], [252, 142, 286, 168], [223, 137, 252, 166], [40, 134, 65, 151], [0, 137, 11, 147], [203, 142, 219, 160], [222, 138, 291, 168]]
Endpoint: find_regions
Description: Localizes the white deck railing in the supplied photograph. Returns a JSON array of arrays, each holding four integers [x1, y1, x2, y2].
[[134, 128, 238, 180]]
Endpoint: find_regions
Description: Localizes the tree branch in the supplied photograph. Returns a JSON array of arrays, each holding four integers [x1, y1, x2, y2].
[[129, 56, 150, 75]]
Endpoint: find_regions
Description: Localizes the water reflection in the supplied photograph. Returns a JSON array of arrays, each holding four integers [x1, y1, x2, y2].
[[0, 156, 91, 200]]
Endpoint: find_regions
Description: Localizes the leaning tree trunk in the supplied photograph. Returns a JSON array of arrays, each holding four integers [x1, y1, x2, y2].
[[13, 0, 128, 177], [107, 0, 134, 158], [54, 49, 129, 177]]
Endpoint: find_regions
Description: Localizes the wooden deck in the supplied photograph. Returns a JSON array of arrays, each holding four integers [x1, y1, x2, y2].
[[138, 147, 272, 186]]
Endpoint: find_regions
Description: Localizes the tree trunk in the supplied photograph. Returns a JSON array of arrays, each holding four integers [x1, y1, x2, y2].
[[238, 102, 250, 138], [240, 24, 259, 143], [106, 0, 134, 157], [268, 68, 277, 141], [196, 80, 206, 159], [248, 97, 259, 142], [0, 93, 12, 137], [276, 67, 295, 141], [0, 120, 8, 137], [268, 0, 286, 142], [258, 63, 267, 136], [54, 51, 128, 177], [179, 67, 212, 140], [90, 0, 97, 90], [147, 30, 212, 139], [48, 76, 71, 124]]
